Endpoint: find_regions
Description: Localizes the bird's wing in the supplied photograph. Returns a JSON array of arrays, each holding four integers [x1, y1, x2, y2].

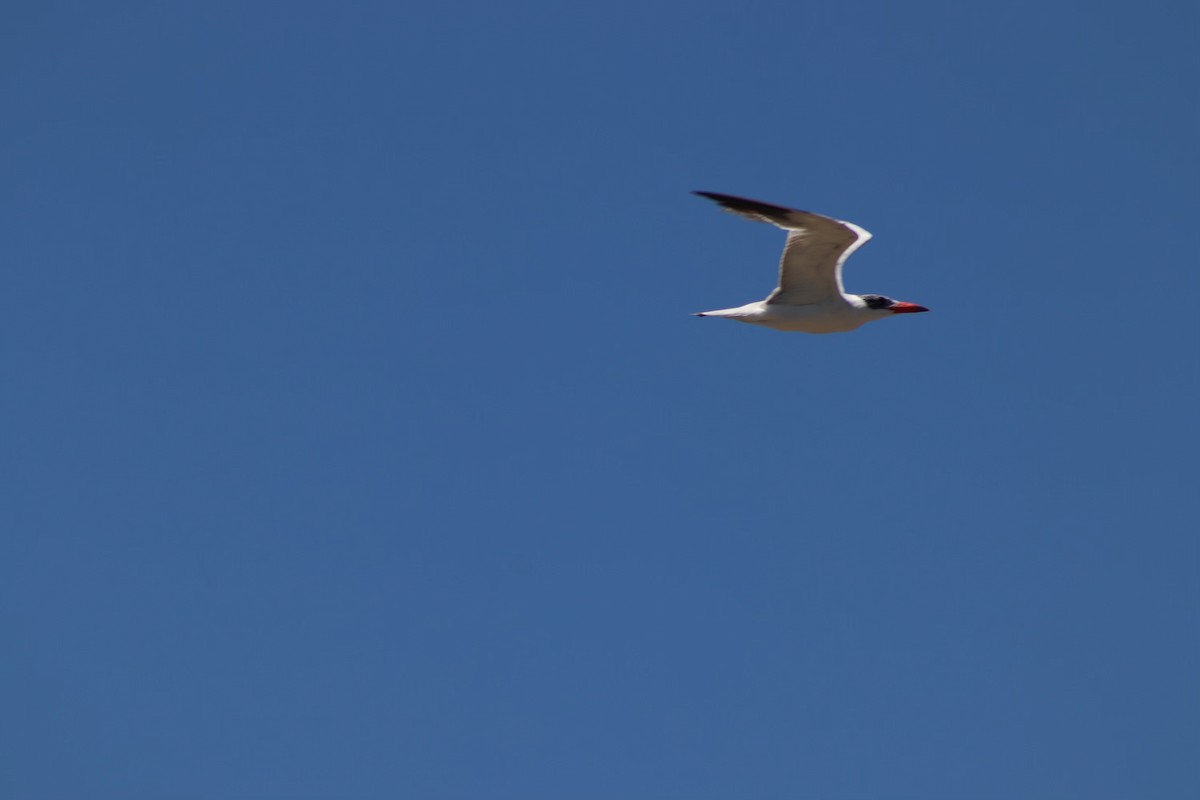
[[694, 191, 872, 305]]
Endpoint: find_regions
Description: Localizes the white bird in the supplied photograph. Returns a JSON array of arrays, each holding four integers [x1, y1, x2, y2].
[[693, 191, 928, 333]]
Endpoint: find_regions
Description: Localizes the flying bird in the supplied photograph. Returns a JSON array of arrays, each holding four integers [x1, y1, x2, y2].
[[693, 191, 928, 333]]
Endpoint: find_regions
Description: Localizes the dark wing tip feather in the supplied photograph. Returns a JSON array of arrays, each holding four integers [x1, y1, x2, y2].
[[692, 191, 798, 222]]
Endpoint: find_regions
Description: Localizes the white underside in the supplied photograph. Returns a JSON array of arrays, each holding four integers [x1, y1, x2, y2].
[[698, 298, 889, 334]]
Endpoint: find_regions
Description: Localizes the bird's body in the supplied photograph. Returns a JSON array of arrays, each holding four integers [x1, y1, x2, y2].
[[696, 295, 893, 334], [693, 191, 928, 333]]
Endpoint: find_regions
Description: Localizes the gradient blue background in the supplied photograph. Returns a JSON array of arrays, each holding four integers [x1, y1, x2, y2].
[[3, 1, 1197, 797]]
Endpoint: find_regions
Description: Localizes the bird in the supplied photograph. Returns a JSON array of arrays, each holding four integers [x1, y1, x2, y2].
[[693, 191, 928, 333]]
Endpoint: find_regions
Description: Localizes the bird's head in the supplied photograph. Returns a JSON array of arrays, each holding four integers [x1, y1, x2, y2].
[[860, 294, 929, 316]]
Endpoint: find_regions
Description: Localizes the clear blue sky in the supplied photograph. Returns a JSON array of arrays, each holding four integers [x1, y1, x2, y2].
[[3, 1, 1197, 797]]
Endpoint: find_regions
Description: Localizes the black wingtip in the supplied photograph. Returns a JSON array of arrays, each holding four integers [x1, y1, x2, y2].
[[692, 190, 794, 219]]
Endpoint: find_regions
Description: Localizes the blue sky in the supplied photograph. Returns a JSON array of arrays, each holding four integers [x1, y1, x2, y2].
[[2, 1, 1197, 797]]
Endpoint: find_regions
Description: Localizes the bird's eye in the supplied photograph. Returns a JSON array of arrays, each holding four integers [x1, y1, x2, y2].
[[865, 295, 890, 309]]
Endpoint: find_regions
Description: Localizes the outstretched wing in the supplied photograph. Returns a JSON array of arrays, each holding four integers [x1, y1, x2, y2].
[[694, 191, 872, 305]]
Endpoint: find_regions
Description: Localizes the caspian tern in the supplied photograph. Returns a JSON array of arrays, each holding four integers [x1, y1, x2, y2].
[[693, 191, 929, 333]]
